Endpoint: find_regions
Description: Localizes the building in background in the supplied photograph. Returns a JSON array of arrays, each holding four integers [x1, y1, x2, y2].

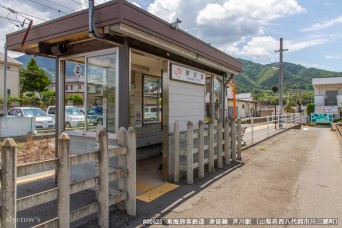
[[0, 52, 22, 99], [312, 77, 342, 119], [226, 89, 257, 118]]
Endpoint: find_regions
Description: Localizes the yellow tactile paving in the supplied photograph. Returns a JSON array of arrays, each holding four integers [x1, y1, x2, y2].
[[136, 182, 155, 192], [136, 183, 179, 203]]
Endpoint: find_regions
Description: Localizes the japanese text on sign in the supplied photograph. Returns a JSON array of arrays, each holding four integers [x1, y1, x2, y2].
[[171, 64, 205, 85]]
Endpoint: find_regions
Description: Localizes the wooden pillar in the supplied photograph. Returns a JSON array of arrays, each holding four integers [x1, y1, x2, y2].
[[173, 121, 180, 182], [224, 118, 230, 165], [58, 132, 70, 228], [1, 138, 17, 228], [186, 121, 194, 184], [217, 121, 223, 168], [230, 118, 236, 161], [126, 127, 136, 216], [208, 121, 214, 173], [198, 120, 205, 178], [98, 129, 109, 227]]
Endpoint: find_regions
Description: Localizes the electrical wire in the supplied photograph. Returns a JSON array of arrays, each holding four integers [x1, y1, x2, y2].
[[26, 0, 68, 15], [70, 0, 88, 8], [0, 3, 47, 22], [43, 0, 76, 12]]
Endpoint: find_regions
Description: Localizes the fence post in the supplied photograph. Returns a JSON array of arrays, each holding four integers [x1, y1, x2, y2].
[[117, 127, 127, 211], [217, 120, 223, 168], [277, 113, 280, 129], [98, 129, 109, 227], [126, 127, 136, 216], [290, 113, 293, 127], [224, 118, 230, 165], [251, 116, 254, 145], [1, 138, 17, 228], [198, 120, 205, 178], [187, 121, 194, 184], [237, 118, 242, 161], [173, 121, 180, 182], [230, 118, 236, 162], [58, 132, 70, 228], [267, 116, 270, 137], [208, 121, 214, 173]]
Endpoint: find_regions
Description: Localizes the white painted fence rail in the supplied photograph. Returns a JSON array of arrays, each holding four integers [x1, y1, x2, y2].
[[241, 113, 302, 147], [0, 127, 136, 228], [173, 118, 242, 184]]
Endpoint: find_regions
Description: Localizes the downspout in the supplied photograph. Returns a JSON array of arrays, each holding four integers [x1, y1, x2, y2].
[[229, 82, 237, 119], [88, 0, 103, 39]]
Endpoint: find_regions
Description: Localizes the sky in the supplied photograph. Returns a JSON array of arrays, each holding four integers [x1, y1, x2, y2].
[[0, 0, 341, 72]]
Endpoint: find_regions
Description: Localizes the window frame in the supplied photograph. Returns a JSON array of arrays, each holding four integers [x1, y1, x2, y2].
[[142, 74, 162, 124]]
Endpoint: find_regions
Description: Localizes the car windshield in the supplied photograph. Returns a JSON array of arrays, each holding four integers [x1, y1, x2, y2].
[[23, 108, 47, 117], [66, 107, 83, 116]]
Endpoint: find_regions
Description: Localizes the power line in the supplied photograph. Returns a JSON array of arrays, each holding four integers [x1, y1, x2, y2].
[[70, 0, 88, 8], [26, 0, 68, 15], [0, 3, 47, 22], [43, 0, 76, 12]]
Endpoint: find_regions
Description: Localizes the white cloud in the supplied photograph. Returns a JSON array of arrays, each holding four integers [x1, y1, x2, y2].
[[224, 36, 327, 59], [148, 0, 181, 23], [302, 15, 342, 32], [325, 55, 341, 60]]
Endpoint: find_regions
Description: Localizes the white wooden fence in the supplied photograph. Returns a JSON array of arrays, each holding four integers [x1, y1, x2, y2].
[[173, 118, 242, 184], [0, 127, 136, 228]]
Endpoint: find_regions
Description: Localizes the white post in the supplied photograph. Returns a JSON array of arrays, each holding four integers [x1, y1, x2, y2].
[[198, 120, 205, 178], [98, 129, 109, 227], [237, 118, 242, 161], [251, 116, 254, 145], [208, 121, 214, 173], [267, 116, 270, 137], [58, 132, 70, 228], [1, 138, 17, 228], [224, 118, 230, 165], [187, 121, 194, 184], [126, 127, 136, 216], [217, 120, 223, 168], [173, 121, 180, 182], [277, 113, 280, 129], [230, 118, 236, 161], [117, 127, 127, 211]]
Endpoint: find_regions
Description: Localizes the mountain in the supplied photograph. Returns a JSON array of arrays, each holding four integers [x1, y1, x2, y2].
[[16, 55, 342, 93], [234, 58, 342, 93]]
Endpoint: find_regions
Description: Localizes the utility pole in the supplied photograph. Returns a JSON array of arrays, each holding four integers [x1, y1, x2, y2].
[[3, 43, 8, 117], [275, 38, 288, 127]]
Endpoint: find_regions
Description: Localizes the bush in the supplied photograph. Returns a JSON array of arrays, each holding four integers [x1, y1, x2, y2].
[[66, 94, 83, 105], [306, 103, 315, 116]]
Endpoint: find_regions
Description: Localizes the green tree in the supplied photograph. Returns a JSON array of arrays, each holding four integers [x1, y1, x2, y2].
[[66, 94, 83, 105], [20, 58, 51, 96], [307, 103, 315, 116]]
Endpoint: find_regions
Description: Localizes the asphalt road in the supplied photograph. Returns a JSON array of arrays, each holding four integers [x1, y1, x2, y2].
[[102, 126, 341, 227], [14, 126, 342, 227], [147, 126, 341, 227]]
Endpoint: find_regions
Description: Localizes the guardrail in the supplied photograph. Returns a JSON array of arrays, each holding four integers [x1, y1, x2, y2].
[[241, 113, 302, 147], [1, 127, 136, 227]]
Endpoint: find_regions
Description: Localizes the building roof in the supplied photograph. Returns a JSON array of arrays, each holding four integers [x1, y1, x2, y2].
[[6, 0, 242, 75], [0, 52, 23, 66], [312, 77, 342, 85], [236, 93, 253, 101]]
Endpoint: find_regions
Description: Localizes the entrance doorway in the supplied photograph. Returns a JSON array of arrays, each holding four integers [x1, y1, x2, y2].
[[58, 49, 118, 138]]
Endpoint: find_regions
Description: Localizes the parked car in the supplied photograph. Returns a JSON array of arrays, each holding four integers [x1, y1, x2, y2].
[[144, 106, 161, 122], [47, 106, 85, 128], [7, 107, 55, 129], [87, 106, 103, 126]]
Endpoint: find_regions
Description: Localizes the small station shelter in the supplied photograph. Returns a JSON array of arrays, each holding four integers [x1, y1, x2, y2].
[[6, 0, 242, 180]]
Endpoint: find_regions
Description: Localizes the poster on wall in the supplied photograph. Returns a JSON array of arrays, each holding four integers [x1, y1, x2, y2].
[[322, 106, 338, 113], [135, 109, 142, 127], [171, 64, 205, 85]]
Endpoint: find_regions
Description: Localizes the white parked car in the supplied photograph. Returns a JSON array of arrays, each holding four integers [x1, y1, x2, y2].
[[47, 106, 85, 128], [7, 107, 55, 129]]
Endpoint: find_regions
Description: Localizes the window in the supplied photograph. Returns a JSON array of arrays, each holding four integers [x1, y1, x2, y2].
[[326, 91, 337, 106], [79, 85, 81, 90], [8, 109, 15, 116], [242, 104, 245, 109], [87, 86, 90, 92], [70, 85, 73, 90], [143, 75, 162, 123], [7, 89, 10, 96], [96, 85, 102, 93], [66, 85, 69, 91], [214, 77, 223, 121]]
